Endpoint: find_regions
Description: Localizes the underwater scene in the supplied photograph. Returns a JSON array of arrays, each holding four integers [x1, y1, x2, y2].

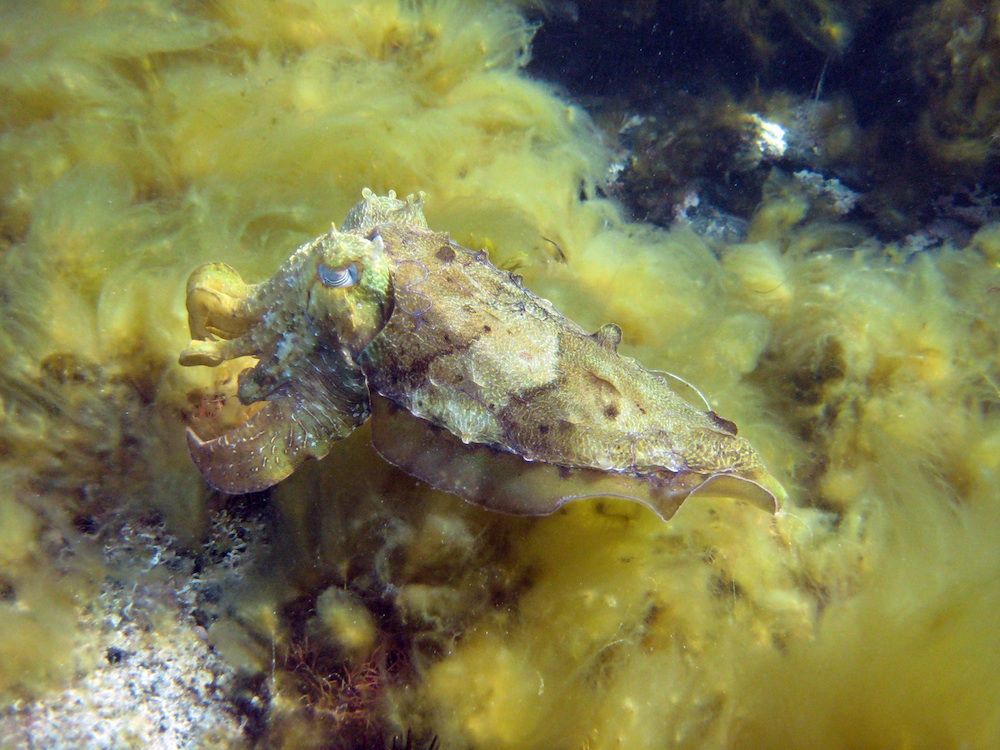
[[1, 1, 999, 748]]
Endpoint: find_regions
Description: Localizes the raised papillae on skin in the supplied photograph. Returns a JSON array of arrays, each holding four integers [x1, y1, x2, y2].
[[180, 189, 786, 521]]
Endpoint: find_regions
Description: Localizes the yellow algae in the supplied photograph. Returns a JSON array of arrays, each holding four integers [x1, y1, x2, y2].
[[416, 498, 838, 749], [206, 617, 273, 675], [722, 240, 794, 313], [0, 489, 41, 570], [971, 222, 1000, 265], [312, 588, 377, 660], [0, 490, 97, 700], [900, 0, 1000, 172], [0, 0, 998, 747], [747, 190, 809, 241], [731, 496, 1000, 749], [0, 571, 85, 699]]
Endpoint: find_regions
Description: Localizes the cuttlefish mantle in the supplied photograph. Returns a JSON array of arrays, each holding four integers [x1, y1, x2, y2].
[[180, 188, 786, 521]]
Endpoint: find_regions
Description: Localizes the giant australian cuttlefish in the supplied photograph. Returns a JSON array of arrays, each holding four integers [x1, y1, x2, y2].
[[179, 189, 785, 521]]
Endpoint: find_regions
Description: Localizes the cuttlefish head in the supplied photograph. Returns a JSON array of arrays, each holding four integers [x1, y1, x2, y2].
[[180, 227, 394, 368], [178, 226, 393, 494]]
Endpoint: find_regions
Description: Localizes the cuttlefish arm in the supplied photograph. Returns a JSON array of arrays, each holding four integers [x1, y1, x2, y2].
[[185, 346, 370, 493]]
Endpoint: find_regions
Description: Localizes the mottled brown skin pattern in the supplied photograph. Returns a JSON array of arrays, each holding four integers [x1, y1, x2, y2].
[[180, 190, 784, 520], [365, 224, 758, 475]]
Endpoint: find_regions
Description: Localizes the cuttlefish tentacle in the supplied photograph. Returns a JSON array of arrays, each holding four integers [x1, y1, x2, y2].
[[179, 334, 260, 367]]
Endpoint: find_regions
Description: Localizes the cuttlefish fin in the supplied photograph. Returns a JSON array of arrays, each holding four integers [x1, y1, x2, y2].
[[368, 395, 762, 521], [188, 350, 370, 494], [687, 472, 784, 513]]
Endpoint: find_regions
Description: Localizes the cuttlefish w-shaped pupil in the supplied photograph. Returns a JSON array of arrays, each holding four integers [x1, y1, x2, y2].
[[318, 262, 359, 288]]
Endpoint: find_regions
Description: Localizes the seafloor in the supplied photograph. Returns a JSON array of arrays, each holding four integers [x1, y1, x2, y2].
[[0, 1, 998, 749]]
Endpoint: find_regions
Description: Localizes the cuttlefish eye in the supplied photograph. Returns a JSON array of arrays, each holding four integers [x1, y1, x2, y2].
[[317, 262, 360, 288]]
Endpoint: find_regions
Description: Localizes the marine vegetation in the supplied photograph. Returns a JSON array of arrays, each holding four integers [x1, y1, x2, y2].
[[898, 0, 1000, 169], [180, 189, 783, 519], [0, 0, 999, 748]]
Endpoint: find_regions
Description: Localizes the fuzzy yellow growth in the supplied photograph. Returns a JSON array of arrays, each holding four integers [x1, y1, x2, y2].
[[0, 489, 94, 698], [313, 588, 377, 661], [732, 497, 1000, 748], [900, 0, 1000, 170], [420, 499, 826, 749], [1, 1, 999, 748]]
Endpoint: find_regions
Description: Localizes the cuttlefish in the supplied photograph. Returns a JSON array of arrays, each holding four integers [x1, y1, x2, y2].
[[179, 189, 785, 521]]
